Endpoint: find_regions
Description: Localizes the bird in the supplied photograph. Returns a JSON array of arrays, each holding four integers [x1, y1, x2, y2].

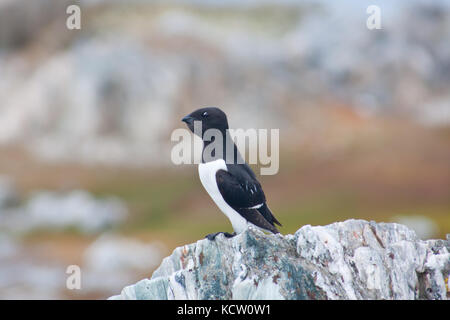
[[181, 107, 281, 240]]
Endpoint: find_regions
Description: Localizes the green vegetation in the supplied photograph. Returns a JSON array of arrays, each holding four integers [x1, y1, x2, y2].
[[80, 167, 449, 249]]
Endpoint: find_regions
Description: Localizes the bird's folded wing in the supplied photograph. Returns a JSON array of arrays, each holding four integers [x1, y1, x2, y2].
[[215, 169, 279, 233], [216, 169, 265, 209]]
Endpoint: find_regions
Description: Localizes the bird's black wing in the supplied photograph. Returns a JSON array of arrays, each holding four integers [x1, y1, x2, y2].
[[215, 169, 280, 234]]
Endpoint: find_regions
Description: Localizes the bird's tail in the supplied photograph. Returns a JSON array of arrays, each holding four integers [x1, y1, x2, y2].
[[257, 204, 282, 234]]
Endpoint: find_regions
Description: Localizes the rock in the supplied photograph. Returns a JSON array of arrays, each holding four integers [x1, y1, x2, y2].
[[24, 190, 128, 233], [0, 234, 68, 299], [0, 232, 164, 299], [84, 234, 164, 272], [110, 219, 449, 300], [81, 234, 165, 292], [0, 175, 18, 209], [0, 189, 128, 234]]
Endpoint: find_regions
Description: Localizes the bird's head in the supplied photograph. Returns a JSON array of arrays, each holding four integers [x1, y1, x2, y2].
[[181, 107, 229, 139]]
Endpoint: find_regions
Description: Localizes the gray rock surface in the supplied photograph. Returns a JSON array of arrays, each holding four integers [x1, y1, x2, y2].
[[0, 176, 18, 209], [110, 219, 449, 300], [0, 189, 127, 234]]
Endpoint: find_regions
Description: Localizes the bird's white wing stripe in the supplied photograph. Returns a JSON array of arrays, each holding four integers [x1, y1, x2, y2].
[[249, 203, 263, 209]]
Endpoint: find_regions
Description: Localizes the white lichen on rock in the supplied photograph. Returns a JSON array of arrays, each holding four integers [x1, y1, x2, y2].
[[110, 219, 449, 300]]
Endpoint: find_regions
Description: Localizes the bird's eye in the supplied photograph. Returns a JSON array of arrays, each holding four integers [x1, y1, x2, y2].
[[202, 111, 208, 117]]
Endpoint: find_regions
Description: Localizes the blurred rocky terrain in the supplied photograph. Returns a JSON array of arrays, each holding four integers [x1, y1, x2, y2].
[[0, 175, 165, 299], [0, 0, 449, 165], [0, 232, 165, 299], [0, 0, 449, 300], [0, 176, 126, 233], [111, 220, 450, 300]]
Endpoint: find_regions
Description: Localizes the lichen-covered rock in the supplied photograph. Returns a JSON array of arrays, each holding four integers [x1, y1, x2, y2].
[[110, 219, 449, 300]]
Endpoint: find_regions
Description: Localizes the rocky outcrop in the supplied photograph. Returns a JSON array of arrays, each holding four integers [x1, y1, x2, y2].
[[110, 219, 449, 300]]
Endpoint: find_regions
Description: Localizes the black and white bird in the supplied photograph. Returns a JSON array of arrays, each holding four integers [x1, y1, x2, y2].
[[181, 107, 281, 240]]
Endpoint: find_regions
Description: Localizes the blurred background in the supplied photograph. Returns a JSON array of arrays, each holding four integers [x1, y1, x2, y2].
[[0, 0, 449, 299]]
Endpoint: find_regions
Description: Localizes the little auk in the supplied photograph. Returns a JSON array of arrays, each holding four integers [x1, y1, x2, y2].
[[182, 107, 281, 240]]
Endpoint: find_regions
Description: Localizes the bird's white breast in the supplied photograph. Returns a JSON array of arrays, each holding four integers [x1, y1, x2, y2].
[[198, 159, 248, 234]]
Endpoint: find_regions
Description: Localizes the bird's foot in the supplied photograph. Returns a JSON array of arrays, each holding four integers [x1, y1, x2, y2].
[[205, 232, 236, 241]]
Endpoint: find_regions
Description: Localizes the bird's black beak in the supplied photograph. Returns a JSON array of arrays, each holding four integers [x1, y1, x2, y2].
[[181, 115, 194, 124]]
